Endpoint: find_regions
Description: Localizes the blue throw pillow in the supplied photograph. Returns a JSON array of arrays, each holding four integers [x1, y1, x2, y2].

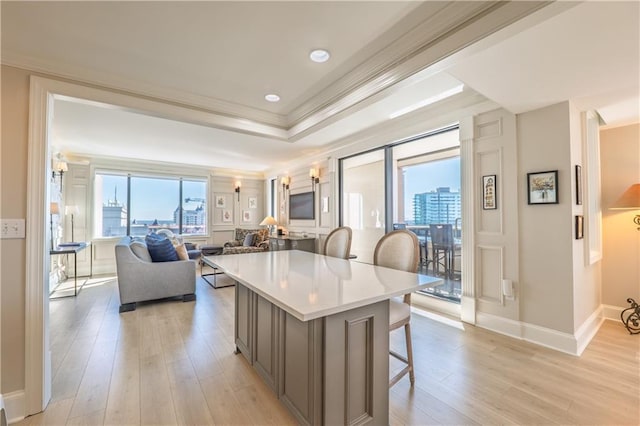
[[145, 236, 178, 262]]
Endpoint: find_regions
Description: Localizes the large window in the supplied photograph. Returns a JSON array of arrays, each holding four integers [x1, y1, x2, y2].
[[95, 172, 207, 237]]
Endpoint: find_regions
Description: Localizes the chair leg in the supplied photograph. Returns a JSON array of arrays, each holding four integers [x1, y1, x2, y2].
[[405, 322, 415, 385]]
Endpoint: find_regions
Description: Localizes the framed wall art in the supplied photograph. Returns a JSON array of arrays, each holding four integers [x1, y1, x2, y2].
[[527, 170, 558, 204], [222, 209, 232, 222], [482, 175, 497, 210], [215, 195, 226, 208], [248, 196, 257, 209], [242, 210, 251, 223]]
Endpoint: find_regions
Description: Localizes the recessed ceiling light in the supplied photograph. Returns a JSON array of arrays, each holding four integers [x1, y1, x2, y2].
[[309, 49, 330, 63], [265, 94, 280, 102]]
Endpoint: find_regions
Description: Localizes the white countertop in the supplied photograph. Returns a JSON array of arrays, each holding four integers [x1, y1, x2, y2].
[[205, 250, 443, 321]]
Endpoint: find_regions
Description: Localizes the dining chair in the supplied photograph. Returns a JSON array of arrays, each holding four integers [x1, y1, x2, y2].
[[373, 229, 420, 387], [323, 226, 352, 259]]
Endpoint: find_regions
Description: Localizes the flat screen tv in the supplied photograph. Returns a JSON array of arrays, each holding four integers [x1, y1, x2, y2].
[[289, 191, 315, 220]]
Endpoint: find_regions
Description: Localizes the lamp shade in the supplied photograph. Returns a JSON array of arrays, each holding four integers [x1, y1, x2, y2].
[[65, 205, 79, 215], [260, 215, 278, 226], [54, 160, 68, 172], [610, 184, 640, 209]]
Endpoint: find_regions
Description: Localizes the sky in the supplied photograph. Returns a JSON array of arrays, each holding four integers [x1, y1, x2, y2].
[[101, 175, 206, 221], [403, 157, 460, 220]]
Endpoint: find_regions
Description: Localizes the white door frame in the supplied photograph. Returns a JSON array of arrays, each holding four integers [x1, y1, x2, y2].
[[25, 75, 253, 414]]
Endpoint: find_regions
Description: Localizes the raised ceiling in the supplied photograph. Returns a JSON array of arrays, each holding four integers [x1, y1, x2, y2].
[[2, 1, 638, 172]]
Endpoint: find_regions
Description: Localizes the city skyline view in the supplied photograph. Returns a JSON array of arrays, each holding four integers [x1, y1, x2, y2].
[[101, 174, 206, 221], [403, 156, 460, 222]]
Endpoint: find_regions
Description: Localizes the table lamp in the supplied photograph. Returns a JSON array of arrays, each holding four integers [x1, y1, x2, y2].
[[260, 215, 278, 236], [50, 202, 59, 249]]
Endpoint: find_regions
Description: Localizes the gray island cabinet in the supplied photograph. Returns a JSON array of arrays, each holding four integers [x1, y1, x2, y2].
[[208, 250, 441, 425]]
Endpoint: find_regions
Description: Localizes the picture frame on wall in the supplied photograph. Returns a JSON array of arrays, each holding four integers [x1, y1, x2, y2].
[[575, 165, 582, 205], [248, 196, 257, 209], [482, 175, 497, 210], [215, 195, 226, 208], [527, 170, 559, 204], [575, 215, 584, 239], [222, 209, 232, 222], [242, 210, 251, 222]]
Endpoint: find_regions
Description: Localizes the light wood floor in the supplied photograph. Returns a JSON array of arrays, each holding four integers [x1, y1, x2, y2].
[[18, 273, 639, 425]]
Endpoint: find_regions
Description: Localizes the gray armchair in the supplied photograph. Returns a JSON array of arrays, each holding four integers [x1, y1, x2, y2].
[[115, 236, 196, 312]]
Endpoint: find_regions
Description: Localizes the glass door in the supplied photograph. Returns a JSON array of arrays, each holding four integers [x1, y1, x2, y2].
[[392, 129, 461, 302], [340, 149, 385, 264]]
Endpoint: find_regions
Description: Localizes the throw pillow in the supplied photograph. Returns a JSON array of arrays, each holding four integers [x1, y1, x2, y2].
[[243, 233, 256, 247], [146, 236, 178, 262], [175, 243, 189, 260], [130, 241, 152, 262]]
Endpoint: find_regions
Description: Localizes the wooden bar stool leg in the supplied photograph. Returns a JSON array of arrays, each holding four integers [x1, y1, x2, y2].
[[405, 322, 415, 385]]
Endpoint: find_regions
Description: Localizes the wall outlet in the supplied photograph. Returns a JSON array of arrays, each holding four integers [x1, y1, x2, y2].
[[0, 219, 26, 239]]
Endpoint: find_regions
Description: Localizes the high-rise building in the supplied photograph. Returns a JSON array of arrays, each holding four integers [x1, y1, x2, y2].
[[413, 187, 461, 225]]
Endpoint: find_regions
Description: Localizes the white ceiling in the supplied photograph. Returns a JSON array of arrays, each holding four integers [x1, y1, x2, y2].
[[2, 1, 638, 173]]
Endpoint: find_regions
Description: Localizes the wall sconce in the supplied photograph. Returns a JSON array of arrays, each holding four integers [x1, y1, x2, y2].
[[281, 176, 290, 193], [234, 181, 241, 201], [52, 160, 68, 191], [610, 183, 640, 230], [309, 167, 320, 191]]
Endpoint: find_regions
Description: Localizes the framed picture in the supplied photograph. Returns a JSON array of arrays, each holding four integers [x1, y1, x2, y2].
[[222, 209, 232, 222], [575, 215, 584, 239], [482, 175, 497, 210], [215, 195, 226, 208], [575, 165, 582, 205], [242, 210, 251, 223], [527, 170, 559, 204], [248, 196, 257, 209]]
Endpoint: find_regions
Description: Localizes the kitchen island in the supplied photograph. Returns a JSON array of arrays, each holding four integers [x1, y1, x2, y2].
[[206, 250, 442, 425]]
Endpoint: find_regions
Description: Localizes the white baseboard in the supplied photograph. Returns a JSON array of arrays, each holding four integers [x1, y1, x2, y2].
[[476, 306, 606, 356], [574, 305, 605, 356], [2, 390, 25, 425], [602, 304, 624, 321]]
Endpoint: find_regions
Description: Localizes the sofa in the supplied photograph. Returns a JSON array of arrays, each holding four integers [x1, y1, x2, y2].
[[115, 236, 196, 312], [223, 228, 270, 254]]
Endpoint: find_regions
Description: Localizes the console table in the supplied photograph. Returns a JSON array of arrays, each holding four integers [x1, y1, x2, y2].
[[50, 242, 92, 298], [269, 235, 315, 253], [206, 250, 442, 425]]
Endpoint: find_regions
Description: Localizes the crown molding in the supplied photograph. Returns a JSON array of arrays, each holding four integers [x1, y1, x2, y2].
[[285, 1, 550, 140], [4, 1, 549, 143], [1, 51, 288, 129]]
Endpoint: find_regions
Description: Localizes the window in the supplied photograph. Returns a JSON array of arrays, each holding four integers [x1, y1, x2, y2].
[[95, 172, 207, 238]]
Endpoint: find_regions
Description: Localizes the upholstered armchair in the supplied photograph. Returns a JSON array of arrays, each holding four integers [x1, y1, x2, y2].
[[223, 228, 270, 254]]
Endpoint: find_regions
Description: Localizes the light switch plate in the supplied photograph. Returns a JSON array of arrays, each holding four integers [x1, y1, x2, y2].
[[1, 219, 26, 239]]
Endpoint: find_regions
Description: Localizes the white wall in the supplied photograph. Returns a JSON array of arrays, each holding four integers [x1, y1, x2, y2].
[[569, 103, 601, 331]]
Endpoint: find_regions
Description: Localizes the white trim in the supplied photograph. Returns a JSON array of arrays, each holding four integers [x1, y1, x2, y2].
[[2, 390, 26, 425], [574, 306, 605, 356], [475, 310, 605, 356], [602, 304, 625, 321], [25, 75, 51, 414], [412, 293, 461, 319]]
